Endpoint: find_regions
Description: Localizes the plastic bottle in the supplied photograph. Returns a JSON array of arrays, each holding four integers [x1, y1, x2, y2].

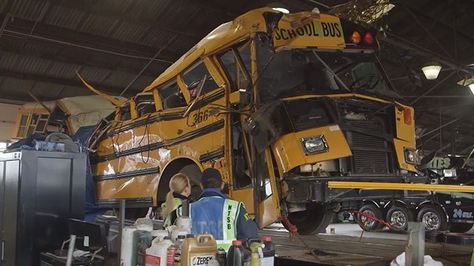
[[166, 245, 176, 266], [171, 228, 189, 243], [151, 230, 170, 242], [174, 234, 186, 264], [216, 248, 226, 266], [181, 234, 217, 266], [136, 230, 153, 266], [120, 226, 138, 266], [249, 242, 262, 266], [145, 236, 173, 266], [226, 240, 244, 266], [260, 236, 275, 266]]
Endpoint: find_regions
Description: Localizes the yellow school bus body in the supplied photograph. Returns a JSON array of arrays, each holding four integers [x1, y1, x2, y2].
[[91, 8, 417, 229]]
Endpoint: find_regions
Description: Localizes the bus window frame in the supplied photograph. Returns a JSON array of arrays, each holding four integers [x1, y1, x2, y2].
[[157, 78, 187, 110], [152, 89, 162, 111], [181, 58, 221, 100], [134, 92, 156, 117], [217, 44, 251, 93], [14, 110, 50, 138], [230, 113, 254, 190], [117, 101, 135, 121]]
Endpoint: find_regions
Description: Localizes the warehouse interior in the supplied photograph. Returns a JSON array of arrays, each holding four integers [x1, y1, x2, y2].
[[0, 0, 473, 265]]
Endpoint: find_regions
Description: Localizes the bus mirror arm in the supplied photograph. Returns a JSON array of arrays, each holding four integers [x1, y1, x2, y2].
[[182, 74, 207, 118]]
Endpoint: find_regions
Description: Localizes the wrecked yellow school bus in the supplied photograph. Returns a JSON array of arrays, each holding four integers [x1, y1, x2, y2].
[[11, 95, 117, 140], [89, 8, 419, 234]]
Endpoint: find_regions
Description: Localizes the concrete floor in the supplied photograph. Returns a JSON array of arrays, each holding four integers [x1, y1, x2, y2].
[[267, 222, 474, 240]]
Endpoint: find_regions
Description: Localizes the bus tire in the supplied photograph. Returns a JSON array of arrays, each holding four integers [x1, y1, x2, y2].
[[386, 206, 414, 232], [417, 205, 448, 232], [449, 223, 473, 233], [356, 204, 384, 231], [286, 203, 334, 235], [179, 164, 202, 201]]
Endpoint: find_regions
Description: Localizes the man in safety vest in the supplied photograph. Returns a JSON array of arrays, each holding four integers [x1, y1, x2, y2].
[[190, 168, 258, 250]]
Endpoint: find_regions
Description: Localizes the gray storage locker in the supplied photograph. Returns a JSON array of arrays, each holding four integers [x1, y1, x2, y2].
[[0, 150, 86, 266]]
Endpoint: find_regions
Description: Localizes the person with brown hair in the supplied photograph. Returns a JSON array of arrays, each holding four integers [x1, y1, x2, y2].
[[161, 173, 191, 227]]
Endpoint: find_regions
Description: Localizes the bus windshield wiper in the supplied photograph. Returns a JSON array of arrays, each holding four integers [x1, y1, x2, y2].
[[311, 50, 351, 92]]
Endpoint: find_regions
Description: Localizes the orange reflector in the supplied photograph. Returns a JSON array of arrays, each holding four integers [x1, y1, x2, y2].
[[364, 32, 374, 44], [351, 31, 361, 44], [404, 108, 412, 125]]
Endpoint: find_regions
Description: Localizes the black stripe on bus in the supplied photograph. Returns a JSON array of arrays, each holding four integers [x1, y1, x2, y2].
[[95, 120, 225, 162], [199, 147, 225, 163], [105, 89, 225, 137], [96, 197, 153, 208], [94, 167, 160, 181]]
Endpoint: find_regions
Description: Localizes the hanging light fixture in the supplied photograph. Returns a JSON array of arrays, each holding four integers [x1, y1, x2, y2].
[[469, 83, 474, 95], [457, 77, 474, 95], [421, 63, 442, 80]]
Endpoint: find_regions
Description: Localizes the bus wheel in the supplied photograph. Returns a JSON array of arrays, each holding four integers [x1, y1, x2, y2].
[[449, 223, 473, 233], [179, 164, 202, 201], [286, 203, 334, 235], [356, 204, 384, 231], [386, 206, 414, 231], [417, 205, 448, 232]]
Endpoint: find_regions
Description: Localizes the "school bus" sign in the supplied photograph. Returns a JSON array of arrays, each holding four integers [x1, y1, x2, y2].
[[273, 14, 346, 49]]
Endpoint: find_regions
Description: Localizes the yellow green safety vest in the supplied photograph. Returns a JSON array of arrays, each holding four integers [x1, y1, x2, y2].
[[188, 197, 241, 251], [162, 198, 183, 228], [216, 199, 241, 251]]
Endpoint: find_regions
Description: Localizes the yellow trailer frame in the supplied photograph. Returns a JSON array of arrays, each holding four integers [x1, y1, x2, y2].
[[328, 181, 474, 193]]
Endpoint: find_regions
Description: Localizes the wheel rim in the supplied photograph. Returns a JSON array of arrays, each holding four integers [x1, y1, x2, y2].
[[360, 210, 377, 229], [422, 211, 441, 231], [390, 210, 407, 229]]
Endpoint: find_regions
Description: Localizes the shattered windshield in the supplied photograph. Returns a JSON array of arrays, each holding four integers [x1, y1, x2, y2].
[[257, 49, 400, 103]]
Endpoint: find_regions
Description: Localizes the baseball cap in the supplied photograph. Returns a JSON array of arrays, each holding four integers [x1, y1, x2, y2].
[[201, 168, 222, 187]]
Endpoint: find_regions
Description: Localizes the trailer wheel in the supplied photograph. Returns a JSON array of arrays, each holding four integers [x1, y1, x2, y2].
[[386, 206, 414, 231], [179, 164, 202, 201], [286, 203, 335, 235], [356, 204, 384, 231], [417, 205, 448, 232], [449, 223, 473, 233]]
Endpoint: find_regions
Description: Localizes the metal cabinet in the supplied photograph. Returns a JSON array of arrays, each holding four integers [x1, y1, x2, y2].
[[0, 150, 86, 266]]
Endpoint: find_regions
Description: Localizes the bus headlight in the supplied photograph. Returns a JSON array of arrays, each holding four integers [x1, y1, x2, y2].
[[404, 148, 420, 165], [301, 135, 328, 154]]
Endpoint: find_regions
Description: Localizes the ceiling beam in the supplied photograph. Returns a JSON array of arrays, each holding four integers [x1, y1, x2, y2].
[[0, 41, 162, 78], [0, 68, 138, 96], [46, 0, 203, 40], [1, 14, 183, 63]]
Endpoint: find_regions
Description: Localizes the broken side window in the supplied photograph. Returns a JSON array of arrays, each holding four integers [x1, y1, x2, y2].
[[159, 80, 186, 109], [218, 41, 251, 92], [135, 92, 156, 116], [182, 61, 218, 99]]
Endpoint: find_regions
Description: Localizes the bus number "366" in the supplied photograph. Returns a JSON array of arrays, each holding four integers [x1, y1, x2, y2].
[[190, 110, 211, 126]]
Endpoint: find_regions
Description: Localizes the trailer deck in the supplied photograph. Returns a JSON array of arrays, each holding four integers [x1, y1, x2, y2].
[[263, 228, 473, 265]]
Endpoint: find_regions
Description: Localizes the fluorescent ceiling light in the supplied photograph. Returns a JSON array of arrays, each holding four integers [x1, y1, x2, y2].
[[272, 7, 289, 14], [421, 64, 442, 80]]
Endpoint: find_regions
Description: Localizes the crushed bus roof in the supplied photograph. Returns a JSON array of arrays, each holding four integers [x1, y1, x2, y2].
[[144, 7, 341, 93]]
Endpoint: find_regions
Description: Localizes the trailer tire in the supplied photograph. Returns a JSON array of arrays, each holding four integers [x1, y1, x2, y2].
[[449, 223, 473, 233], [417, 205, 448, 232], [386, 206, 414, 231], [356, 204, 384, 231]]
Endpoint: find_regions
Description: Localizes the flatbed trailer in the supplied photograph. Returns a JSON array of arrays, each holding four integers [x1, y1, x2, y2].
[[262, 228, 472, 265]]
